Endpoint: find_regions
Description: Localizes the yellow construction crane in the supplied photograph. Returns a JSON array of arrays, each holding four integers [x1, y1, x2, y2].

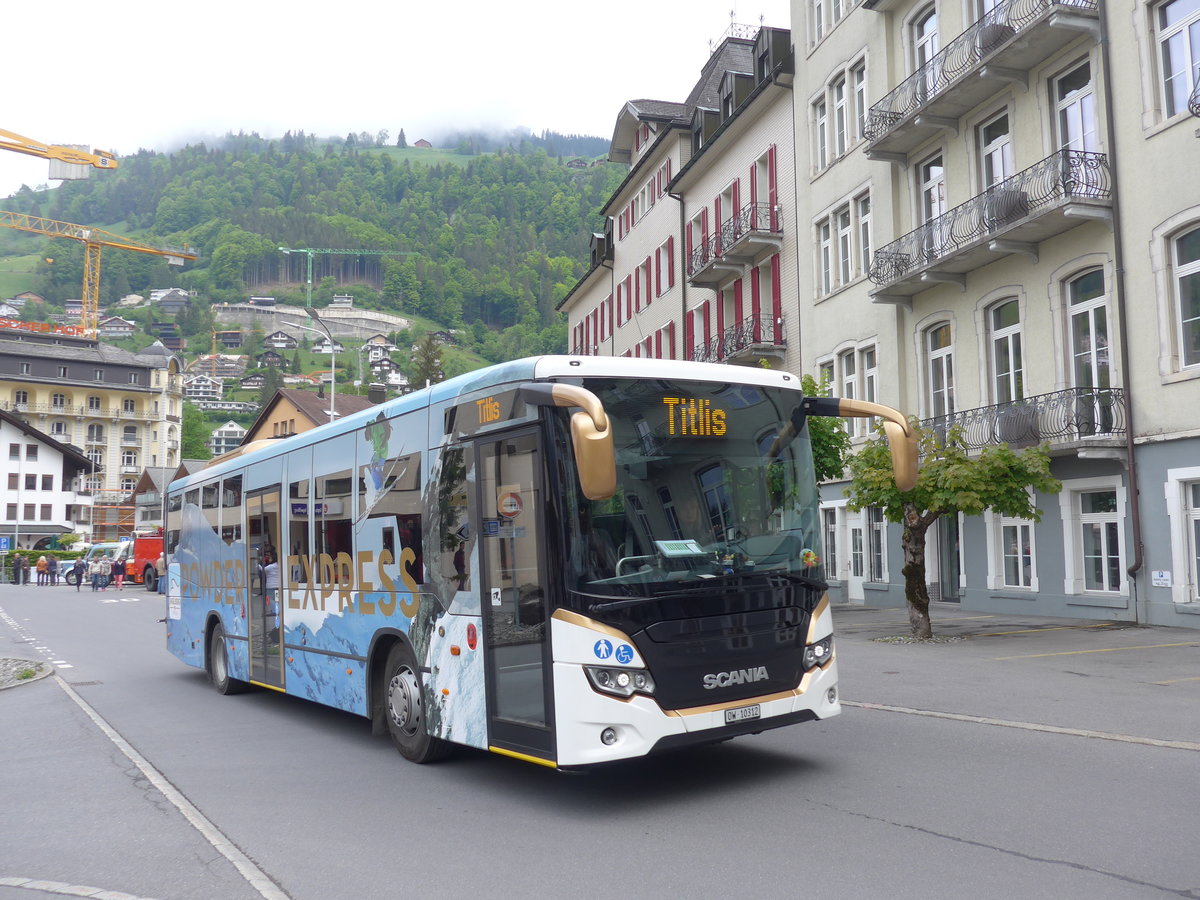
[[0, 211, 196, 337], [1, 127, 118, 179]]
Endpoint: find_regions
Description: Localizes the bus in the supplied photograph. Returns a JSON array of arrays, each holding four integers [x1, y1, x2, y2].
[[165, 356, 916, 768]]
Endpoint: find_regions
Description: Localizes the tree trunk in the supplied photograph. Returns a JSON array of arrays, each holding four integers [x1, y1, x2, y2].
[[901, 503, 933, 639]]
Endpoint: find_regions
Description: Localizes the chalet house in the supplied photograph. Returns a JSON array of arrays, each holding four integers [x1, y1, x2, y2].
[[12, 292, 42, 307], [413, 139, 432, 149], [186, 354, 247, 379], [183, 374, 223, 401], [208, 421, 247, 456], [312, 337, 344, 354], [264, 330, 298, 349], [256, 350, 287, 369], [154, 289, 191, 315], [98, 316, 138, 338], [363, 333, 396, 362], [242, 387, 376, 443], [0, 302, 20, 317], [215, 330, 243, 349], [239, 374, 265, 390]]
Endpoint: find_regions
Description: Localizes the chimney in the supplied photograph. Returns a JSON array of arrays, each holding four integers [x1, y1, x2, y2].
[[317, 383, 325, 399], [368, 383, 387, 405]]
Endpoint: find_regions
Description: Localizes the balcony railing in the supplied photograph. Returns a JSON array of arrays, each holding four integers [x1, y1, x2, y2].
[[869, 150, 1111, 296], [687, 203, 783, 287], [1190, 79, 1200, 118], [689, 315, 785, 365], [866, 0, 1099, 154], [0, 399, 157, 420], [921, 387, 1125, 451]]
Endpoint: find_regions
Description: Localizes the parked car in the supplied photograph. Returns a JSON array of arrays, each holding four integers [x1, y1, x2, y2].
[[64, 542, 124, 586]]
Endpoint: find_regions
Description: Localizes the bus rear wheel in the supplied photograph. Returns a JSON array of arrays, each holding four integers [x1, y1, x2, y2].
[[208, 622, 247, 695], [384, 643, 449, 763]]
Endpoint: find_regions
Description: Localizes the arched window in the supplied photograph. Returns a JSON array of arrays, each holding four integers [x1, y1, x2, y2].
[[122, 425, 139, 444], [926, 323, 955, 418], [989, 299, 1024, 402], [1068, 270, 1110, 390], [1174, 226, 1200, 367], [123, 398, 136, 413], [14, 390, 28, 406]]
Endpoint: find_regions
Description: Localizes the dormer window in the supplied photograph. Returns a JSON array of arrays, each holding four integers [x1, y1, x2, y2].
[[719, 72, 755, 121]]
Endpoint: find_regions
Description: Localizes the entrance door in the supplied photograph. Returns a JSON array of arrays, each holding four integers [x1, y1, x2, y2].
[[246, 487, 284, 688], [936, 514, 961, 602], [846, 510, 866, 601], [476, 430, 554, 760]]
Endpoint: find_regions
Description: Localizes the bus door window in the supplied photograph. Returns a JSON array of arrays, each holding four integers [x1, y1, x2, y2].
[[247, 487, 283, 687], [478, 431, 550, 734], [428, 446, 473, 605]]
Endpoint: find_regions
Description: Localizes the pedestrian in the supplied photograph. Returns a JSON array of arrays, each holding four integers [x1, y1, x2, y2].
[[262, 551, 280, 641], [11, 554, 24, 585], [155, 553, 167, 595], [89, 555, 107, 592], [72, 557, 85, 592], [110, 555, 125, 591], [36, 555, 48, 586], [47, 555, 59, 586]]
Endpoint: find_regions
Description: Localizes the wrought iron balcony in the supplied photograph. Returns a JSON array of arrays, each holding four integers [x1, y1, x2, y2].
[[869, 150, 1112, 302], [687, 203, 783, 287], [1190, 79, 1200, 118], [689, 315, 786, 366], [921, 387, 1125, 451], [865, 0, 1099, 159]]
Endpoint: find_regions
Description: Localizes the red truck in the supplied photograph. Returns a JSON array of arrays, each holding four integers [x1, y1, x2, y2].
[[125, 530, 164, 590]]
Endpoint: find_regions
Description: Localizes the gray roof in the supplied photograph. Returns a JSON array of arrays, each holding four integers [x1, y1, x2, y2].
[[0, 334, 171, 369]]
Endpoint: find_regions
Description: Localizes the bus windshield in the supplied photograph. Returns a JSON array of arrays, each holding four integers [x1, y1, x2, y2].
[[563, 377, 823, 597]]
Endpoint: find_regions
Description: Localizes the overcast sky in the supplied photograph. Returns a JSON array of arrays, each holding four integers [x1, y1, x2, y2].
[[2, 0, 792, 203]]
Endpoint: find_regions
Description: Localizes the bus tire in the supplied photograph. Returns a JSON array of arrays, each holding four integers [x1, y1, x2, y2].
[[143, 567, 157, 592], [384, 643, 449, 763], [208, 621, 247, 695]]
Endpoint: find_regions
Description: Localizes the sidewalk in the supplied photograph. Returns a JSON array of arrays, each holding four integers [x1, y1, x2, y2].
[[831, 601, 1200, 748]]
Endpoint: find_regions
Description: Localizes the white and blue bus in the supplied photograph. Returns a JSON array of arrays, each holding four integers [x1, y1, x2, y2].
[[165, 356, 915, 768]]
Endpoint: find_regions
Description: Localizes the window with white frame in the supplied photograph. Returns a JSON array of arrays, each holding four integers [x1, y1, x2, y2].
[[813, 0, 826, 41], [814, 99, 829, 169], [1060, 477, 1126, 595], [811, 0, 860, 43], [87, 424, 104, 443], [656, 237, 675, 297], [833, 77, 848, 158], [814, 190, 873, 296], [122, 449, 138, 468], [88, 395, 101, 411], [14, 389, 27, 406], [989, 298, 1024, 402], [979, 110, 1014, 188], [1054, 61, 1098, 152], [853, 63, 868, 141], [1157, 0, 1200, 118], [867, 506, 887, 582], [1173, 225, 1200, 367], [822, 506, 841, 579], [50, 421, 67, 437], [992, 512, 1036, 590], [926, 322, 955, 418], [820, 343, 880, 437]]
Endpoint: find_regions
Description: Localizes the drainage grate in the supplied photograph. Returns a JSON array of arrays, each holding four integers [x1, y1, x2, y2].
[[69, 681, 102, 686]]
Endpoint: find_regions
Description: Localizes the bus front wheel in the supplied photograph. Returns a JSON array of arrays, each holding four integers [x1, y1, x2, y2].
[[208, 622, 247, 695], [384, 643, 449, 763]]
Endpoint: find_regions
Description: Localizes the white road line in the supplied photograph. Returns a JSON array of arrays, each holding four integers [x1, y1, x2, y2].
[[53, 676, 290, 900], [0, 875, 162, 899], [844, 700, 1200, 752]]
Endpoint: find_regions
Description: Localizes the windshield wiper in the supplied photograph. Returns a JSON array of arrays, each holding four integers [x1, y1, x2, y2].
[[586, 570, 828, 614]]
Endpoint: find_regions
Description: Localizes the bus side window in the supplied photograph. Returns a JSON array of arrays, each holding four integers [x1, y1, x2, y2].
[[429, 446, 471, 601], [314, 435, 355, 584], [288, 448, 312, 585]]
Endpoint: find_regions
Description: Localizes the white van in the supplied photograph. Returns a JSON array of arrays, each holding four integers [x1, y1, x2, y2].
[[65, 542, 126, 586]]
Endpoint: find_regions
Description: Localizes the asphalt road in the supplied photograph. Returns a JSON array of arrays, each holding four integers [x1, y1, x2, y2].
[[1, 585, 1198, 900]]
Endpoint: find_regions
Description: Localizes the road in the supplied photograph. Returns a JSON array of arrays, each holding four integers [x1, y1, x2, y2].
[[1, 585, 1198, 900]]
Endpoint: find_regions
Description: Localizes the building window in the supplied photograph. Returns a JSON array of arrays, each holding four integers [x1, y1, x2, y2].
[[122, 477, 137, 492], [858, 195, 872, 274], [1061, 476, 1127, 596], [87, 449, 102, 467], [979, 111, 1013, 188], [813, 61, 868, 170], [123, 425, 138, 444], [5, 504, 14, 519], [94, 369, 104, 381], [25, 473, 36, 491], [926, 323, 955, 418], [992, 513, 1036, 589], [25, 445, 36, 462], [990, 299, 1024, 402], [123, 398, 136, 413], [814, 99, 829, 169], [41, 474, 53, 491], [52, 393, 66, 409], [87, 424, 105, 443], [88, 396, 101, 411], [819, 222, 833, 294], [867, 507, 887, 582], [813, 0, 826, 41], [14, 390, 28, 406], [129, 372, 140, 385], [50, 421, 67, 437], [40, 504, 51, 521], [815, 191, 873, 296], [820, 344, 880, 438], [822, 506, 840, 579], [23, 504, 34, 520], [6, 473, 16, 489], [58, 366, 68, 378], [1158, 0, 1200, 118], [919, 154, 947, 223], [697, 464, 733, 541], [1054, 61, 1098, 152], [833, 77, 848, 157], [914, 6, 940, 79], [1174, 226, 1200, 368], [1067, 269, 1112, 404], [853, 63, 868, 141], [9, 443, 19, 460]]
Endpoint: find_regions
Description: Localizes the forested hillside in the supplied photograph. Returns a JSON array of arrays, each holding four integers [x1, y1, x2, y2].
[[0, 129, 624, 361]]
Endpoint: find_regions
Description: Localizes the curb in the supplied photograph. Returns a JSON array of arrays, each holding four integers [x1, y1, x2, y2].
[[0, 658, 55, 691]]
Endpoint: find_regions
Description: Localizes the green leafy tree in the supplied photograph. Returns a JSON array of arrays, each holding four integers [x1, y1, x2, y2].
[[257, 367, 283, 407], [800, 374, 852, 483], [181, 403, 213, 460], [846, 424, 1061, 639]]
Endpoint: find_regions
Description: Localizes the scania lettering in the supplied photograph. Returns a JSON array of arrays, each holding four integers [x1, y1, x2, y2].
[[164, 356, 916, 768]]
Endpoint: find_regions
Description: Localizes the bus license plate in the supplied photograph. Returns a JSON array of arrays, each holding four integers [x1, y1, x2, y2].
[[725, 704, 760, 725]]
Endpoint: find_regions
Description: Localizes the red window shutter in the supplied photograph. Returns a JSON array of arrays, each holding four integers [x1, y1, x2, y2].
[[734, 280, 744, 325], [644, 257, 652, 307], [702, 300, 711, 344], [634, 269, 641, 312], [625, 276, 633, 321], [768, 145, 778, 231], [667, 237, 675, 288], [668, 321, 676, 359], [714, 196, 722, 254], [684, 310, 694, 360], [655, 247, 662, 296], [771, 254, 782, 342], [716, 288, 725, 340]]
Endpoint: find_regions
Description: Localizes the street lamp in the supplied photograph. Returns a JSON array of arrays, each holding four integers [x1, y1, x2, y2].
[[277, 246, 315, 309]]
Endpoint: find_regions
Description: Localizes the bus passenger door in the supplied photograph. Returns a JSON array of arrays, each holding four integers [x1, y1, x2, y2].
[[246, 487, 284, 689], [476, 430, 555, 761]]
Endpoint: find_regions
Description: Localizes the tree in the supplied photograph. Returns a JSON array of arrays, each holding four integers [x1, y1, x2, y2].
[[845, 424, 1061, 639], [397, 129, 407, 148], [408, 334, 445, 388], [181, 403, 213, 460], [257, 367, 283, 407], [800, 374, 852, 483], [290, 349, 301, 373]]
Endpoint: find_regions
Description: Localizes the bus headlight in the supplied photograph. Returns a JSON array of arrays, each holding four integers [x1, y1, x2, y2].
[[803, 636, 833, 670], [585, 666, 656, 698]]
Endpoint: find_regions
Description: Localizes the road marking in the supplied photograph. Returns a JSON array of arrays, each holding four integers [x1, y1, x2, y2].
[[1152, 676, 1200, 685], [993, 641, 1200, 660], [54, 676, 290, 900], [0, 877, 162, 899], [973, 623, 1115, 637], [844, 700, 1200, 752]]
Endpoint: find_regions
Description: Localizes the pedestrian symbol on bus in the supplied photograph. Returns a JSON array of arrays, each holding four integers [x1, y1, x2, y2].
[[615, 644, 633, 664], [593, 639, 613, 660]]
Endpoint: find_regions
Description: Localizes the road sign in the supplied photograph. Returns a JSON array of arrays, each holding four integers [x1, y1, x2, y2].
[[0, 537, 10, 551]]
